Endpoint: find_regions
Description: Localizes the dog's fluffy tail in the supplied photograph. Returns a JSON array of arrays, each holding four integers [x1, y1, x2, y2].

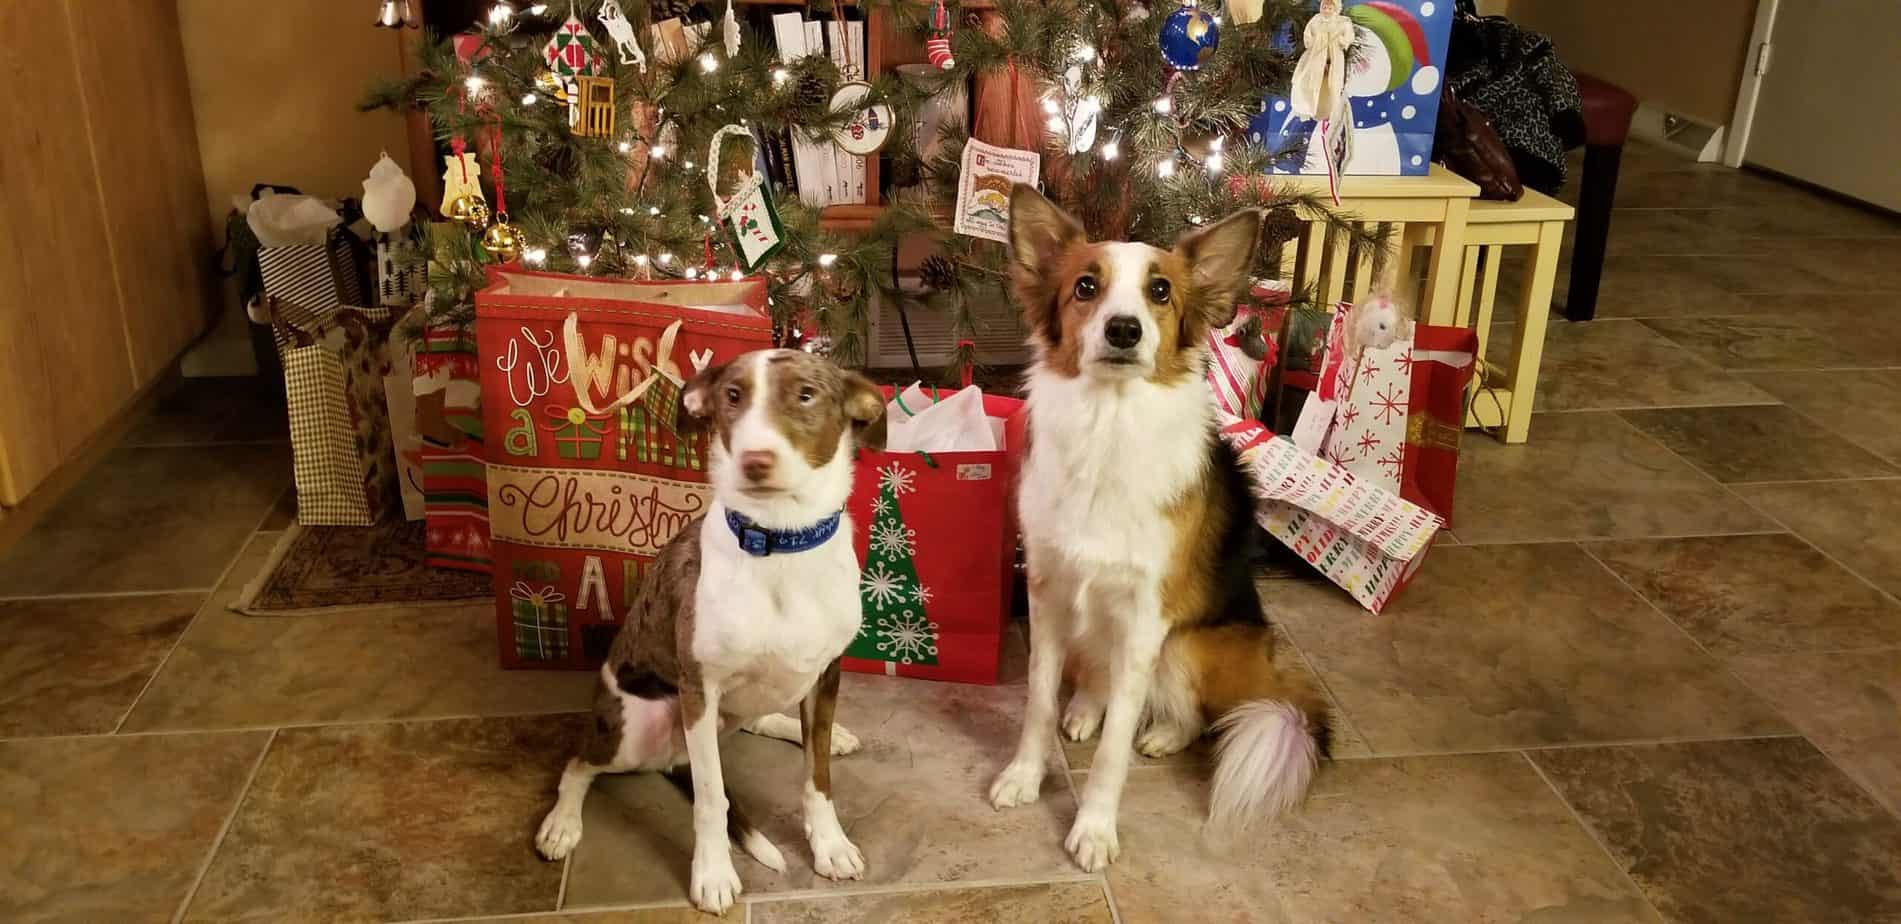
[[1208, 698, 1325, 829]]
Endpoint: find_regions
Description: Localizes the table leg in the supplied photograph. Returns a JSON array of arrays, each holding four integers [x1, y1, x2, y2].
[[1505, 220, 1563, 443], [1422, 197, 1470, 327]]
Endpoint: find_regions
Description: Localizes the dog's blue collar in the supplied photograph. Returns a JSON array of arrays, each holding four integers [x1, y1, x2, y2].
[[724, 508, 843, 557]]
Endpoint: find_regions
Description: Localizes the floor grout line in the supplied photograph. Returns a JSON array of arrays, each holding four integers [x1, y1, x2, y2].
[[718, 873, 1102, 908], [6, 707, 591, 745], [1521, 751, 1665, 919], [170, 727, 276, 924], [1099, 871, 1124, 924], [1319, 730, 1806, 762], [556, 849, 573, 912], [111, 496, 286, 735], [0, 588, 218, 602]]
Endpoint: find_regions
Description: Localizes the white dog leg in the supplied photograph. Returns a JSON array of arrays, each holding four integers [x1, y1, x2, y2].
[[1067, 588, 1165, 872], [682, 686, 742, 915], [534, 757, 601, 861], [990, 567, 1069, 809], [741, 712, 860, 755]]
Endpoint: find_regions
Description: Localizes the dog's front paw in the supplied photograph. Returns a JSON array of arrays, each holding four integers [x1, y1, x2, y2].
[[1064, 810, 1120, 872], [689, 850, 743, 915], [809, 830, 866, 881], [1062, 697, 1103, 742], [830, 723, 862, 756], [534, 806, 583, 861], [988, 758, 1046, 809]]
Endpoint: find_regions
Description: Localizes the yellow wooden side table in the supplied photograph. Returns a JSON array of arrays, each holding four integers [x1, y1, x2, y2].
[[1445, 188, 1574, 443], [1272, 164, 1481, 328]]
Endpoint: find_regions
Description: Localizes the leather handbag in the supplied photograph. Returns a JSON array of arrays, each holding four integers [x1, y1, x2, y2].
[[1435, 86, 1523, 201]]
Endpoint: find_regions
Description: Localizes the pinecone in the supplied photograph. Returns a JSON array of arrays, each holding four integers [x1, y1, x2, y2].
[[645, 0, 695, 22], [794, 71, 831, 111], [919, 255, 957, 292], [1262, 207, 1304, 250]]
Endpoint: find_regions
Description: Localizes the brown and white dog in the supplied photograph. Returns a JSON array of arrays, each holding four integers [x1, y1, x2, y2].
[[534, 349, 884, 914], [989, 186, 1330, 871]]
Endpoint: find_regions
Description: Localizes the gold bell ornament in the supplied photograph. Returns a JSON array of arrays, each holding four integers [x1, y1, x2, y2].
[[482, 215, 524, 262], [447, 193, 491, 230]]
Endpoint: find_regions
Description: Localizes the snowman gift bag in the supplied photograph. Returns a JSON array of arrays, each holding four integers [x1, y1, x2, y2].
[[1252, 0, 1452, 178]]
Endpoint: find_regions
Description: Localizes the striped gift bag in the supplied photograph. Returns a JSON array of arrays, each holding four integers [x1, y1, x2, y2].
[[415, 324, 491, 573], [258, 228, 366, 312]]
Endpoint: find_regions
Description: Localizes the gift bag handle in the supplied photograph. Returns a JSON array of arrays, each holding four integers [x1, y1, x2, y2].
[[562, 314, 686, 415]]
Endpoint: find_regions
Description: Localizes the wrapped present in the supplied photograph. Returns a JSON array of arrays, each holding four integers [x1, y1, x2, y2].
[[1221, 411, 1442, 614], [843, 387, 1027, 684], [509, 577, 570, 663], [476, 267, 773, 669], [1206, 280, 1290, 422]]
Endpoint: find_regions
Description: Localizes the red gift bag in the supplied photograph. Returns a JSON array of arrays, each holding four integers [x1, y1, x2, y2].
[[842, 390, 1026, 684], [474, 268, 774, 669], [416, 324, 493, 572]]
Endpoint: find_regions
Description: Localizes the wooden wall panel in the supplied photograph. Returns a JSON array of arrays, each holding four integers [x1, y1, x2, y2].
[[68, 0, 215, 383], [0, 0, 138, 503]]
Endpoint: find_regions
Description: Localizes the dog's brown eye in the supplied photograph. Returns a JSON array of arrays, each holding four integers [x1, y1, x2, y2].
[[1073, 275, 1098, 301], [724, 385, 742, 406], [798, 386, 816, 405], [1147, 278, 1172, 303]]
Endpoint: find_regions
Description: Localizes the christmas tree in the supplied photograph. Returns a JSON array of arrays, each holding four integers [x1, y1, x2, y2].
[[849, 461, 938, 666], [365, 0, 1379, 377]]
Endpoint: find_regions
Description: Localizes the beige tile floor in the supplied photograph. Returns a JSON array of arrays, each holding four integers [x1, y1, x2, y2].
[[4, 143, 1901, 922]]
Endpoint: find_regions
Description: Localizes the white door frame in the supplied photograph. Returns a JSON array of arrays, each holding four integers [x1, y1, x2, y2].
[[1723, 0, 1780, 167]]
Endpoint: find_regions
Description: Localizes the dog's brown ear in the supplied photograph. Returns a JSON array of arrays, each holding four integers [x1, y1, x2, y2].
[[1008, 184, 1085, 340], [680, 362, 727, 425], [1175, 208, 1262, 330], [842, 371, 887, 450]]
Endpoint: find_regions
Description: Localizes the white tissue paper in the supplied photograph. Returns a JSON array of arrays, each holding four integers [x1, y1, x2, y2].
[[886, 384, 998, 453], [246, 193, 343, 246]]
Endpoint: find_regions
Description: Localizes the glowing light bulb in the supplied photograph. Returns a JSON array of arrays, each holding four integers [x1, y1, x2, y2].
[[1209, 136, 1225, 152], [1157, 159, 1176, 178], [817, 253, 838, 267], [464, 75, 485, 94], [686, 266, 701, 279], [488, 4, 514, 26], [699, 53, 719, 73], [1042, 98, 1060, 115], [1046, 116, 1064, 133], [772, 67, 790, 85], [576, 254, 594, 269], [729, 269, 744, 282], [1073, 44, 1095, 62], [1100, 140, 1119, 160], [1152, 96, 1172, 115], [659, 252, 674, 265], [1205, 153, 1223, 174], [634, 254, 650, 265], [683, 160, 696, 170], [648, 206, 660, 215], [521, 92, 537, 105], [524, 247, 547, 266], [650, 145, 667, 160], [620, 207, 635, 215], [528, 3, 547, 14], [617, 140, 632, 153]]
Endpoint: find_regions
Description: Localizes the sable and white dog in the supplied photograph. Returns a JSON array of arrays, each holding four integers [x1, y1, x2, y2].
[[534, 350, 884, 914], [989, 187, 1331, 871]]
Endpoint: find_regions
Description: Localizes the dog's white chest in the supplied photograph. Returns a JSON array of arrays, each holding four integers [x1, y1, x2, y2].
[[1019, 372, 1212, 569], [693, 525, 862, 719]]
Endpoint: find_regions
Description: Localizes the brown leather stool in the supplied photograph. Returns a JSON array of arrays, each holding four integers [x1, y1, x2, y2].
[[1565, 73, 1638, 321]]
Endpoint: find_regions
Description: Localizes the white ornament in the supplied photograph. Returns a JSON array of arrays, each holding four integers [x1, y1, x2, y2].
[[723, 0, 740, 57], [829, 81, 893, 155], [596, 0, 647, 72], [361, 152, 416, 233]]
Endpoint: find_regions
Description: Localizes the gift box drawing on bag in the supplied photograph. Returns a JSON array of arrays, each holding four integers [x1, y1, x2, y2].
[[1252, 0, 1451, 177], [475, 267, 775, 669]]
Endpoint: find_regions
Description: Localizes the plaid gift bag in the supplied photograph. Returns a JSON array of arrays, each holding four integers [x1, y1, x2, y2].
[[271, 299, 398, 525]]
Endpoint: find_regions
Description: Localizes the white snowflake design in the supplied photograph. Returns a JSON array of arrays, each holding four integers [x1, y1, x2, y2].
[[870, 493, 891, 517], [869, 519, 916, 560], [860, 561, 906, 611], [908, 583, 934, 605], [874, 608, 939, 664], [879, 462, 917, 497]]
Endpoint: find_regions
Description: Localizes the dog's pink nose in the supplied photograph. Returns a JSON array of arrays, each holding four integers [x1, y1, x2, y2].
[[739, 450, 777, 482]]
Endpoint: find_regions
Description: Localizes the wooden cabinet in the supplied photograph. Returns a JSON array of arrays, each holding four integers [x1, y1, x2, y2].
[[0, 0, 214, 505]]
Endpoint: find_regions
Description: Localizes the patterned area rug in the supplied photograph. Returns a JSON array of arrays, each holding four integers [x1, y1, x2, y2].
[[236, 520, 489, 615]]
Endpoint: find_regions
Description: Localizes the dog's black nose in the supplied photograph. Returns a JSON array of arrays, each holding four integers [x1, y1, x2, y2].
[[1104, 315, 1143, 349]]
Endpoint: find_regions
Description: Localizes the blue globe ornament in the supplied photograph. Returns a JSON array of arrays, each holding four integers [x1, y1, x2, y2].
[[1158, 2, 1220, 71]]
